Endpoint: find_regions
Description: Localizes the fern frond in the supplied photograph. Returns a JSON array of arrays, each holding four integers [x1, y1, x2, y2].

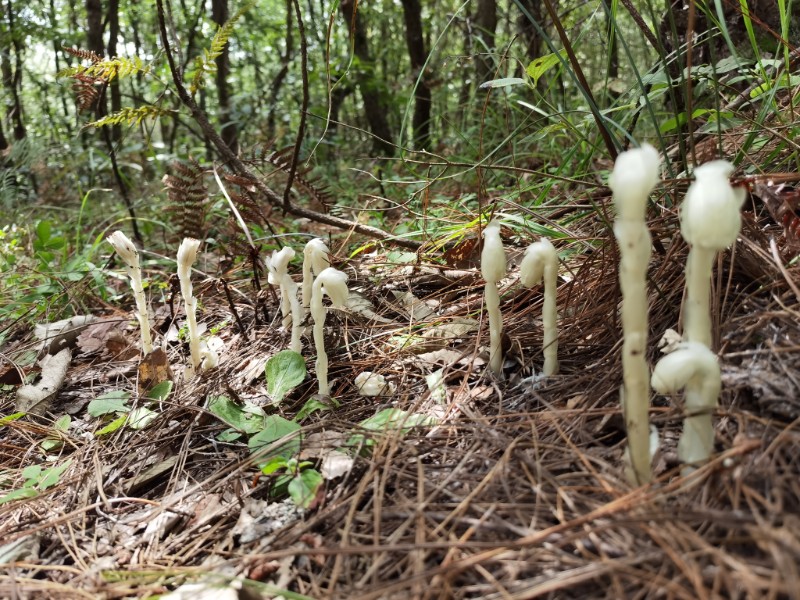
[[59, 57, 148, 82], [87, 105, 169, 128], [189, 1, 255, 96], [164, 159, 208, 240], [72, 79, 101, 112], [62, 46, 102, 64]]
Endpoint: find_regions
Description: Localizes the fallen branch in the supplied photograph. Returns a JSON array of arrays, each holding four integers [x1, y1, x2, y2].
[[155, 0, 422, 251]]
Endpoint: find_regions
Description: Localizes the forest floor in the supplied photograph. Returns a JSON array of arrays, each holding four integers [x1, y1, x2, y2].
[[2, 160, 800, 599]]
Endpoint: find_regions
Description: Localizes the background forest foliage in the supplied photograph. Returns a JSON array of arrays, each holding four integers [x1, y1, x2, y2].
[[0, 0, 797, 327]]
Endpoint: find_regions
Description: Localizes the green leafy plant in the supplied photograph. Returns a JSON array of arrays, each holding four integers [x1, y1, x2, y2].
[[189, 2, 254, 96], [89, 382, 172, 436], [0, 459, 73, 505], [265, 350, 306, 403]]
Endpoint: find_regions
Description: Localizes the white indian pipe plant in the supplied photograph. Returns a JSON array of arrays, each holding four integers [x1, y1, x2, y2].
[[177, 237, 203, 376], [648, 159, 744, 473], [519, 238, 559, 377], [267, 246, 302, 352], [481, 220, 507, 376], [680, 160, 746, 347], [311, 267, 349, 396], [651, 342, 721, 473], [107, 231, 153, 355], [608, 143, 661, 485], [302, 239, 330, 317]]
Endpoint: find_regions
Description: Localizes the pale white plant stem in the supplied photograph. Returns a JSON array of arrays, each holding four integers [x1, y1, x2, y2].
[[608, 143, 661, 485], [311, 267, 349, 396], [520, 238, 559, 376], [107, 231, 153, 355], [481, 220, 506, 376], [177, 237, 202, 375]]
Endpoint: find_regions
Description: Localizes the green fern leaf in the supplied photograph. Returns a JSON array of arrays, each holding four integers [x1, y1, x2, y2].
[[87, 106, 169, 129], [189, 1, 255, 96]]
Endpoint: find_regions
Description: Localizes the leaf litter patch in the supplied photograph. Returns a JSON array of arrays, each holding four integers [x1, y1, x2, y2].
[[1, 204, 800, 598]]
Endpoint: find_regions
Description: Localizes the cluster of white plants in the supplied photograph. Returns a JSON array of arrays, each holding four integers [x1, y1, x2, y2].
[[108, 232, 222, 379], [609, 145, 745, 484], [480, 220, 561, 378], [479, 148, 743, 484], [107, 234, 351, 395]]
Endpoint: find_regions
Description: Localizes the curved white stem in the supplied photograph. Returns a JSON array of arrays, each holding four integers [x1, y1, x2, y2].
[[302, 239, 330, 317], [651, 342, 720, 472], [484, 282, 503, 375], [107, 231, 153, 355], [311, 267, 349, 396], [177, 238, 202, 374], [520, 239, 559, 376]]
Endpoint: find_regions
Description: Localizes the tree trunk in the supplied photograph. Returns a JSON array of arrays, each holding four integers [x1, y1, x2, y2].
[[211, 0, 238, 154], [0, 117, 8, 150], [266, 0, 294, 138], [3, 0, 27, 140], [340, 0, 395, 156], [107, 0, 123, 143], [474, 0, 497, 85], [400, 0, 432, 150]]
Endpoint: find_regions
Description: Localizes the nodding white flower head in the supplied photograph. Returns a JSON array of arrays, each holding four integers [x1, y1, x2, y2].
[[177, 238, 201, 270], [267, 246, 296, 284], [608, 143, 661, 219], [315, 267, 349, 307], [519, 237, 556, 288], [304, 238, 330, 274], [680, 160, 746, 249], [481, 220, 506, 283], [107, 231, 139, 266]]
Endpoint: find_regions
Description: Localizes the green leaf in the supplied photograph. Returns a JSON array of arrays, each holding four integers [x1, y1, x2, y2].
[[296, 397, 337, 422], [479, 77, 527, 89], [386, 251, 418, 264], [87, 391, 131, 417], [35, 221, 51, 243], [37, 459, 72, 490], [288, 469, 323, 508], [0, 412, 26, 425], [359, 408, 435, 431], [347, 409, 438, 448], [248, 415, 301, 462], [0, 488, 38, 505], [526, 50, 567, 85], [216, 428, 243, 442], [146, 380, 173, 402], [260, 455, 290, 475], [208, 395, 267, 434], [41, 415, 71, 452], [127, 407, 158, 430], [96, 415, 127, 436], [265, 350, 306, 404]]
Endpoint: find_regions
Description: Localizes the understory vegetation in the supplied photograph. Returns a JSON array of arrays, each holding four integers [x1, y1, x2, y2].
[[1, 0, 799, 597]]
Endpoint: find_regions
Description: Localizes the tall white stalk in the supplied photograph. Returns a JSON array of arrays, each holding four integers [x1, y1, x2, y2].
[[107, 231, 153, 355], [311, 267, 349, 396], [519, 238, 559, 376], [608, 144, 661, 485], [177, 238, 202, 375], [481, 220, 506, 377]]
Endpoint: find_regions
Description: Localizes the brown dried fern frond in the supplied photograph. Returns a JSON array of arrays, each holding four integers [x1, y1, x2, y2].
[[163, 159, 208, 240], [250, 145, 334, 211], [62, 46, 103, 64], [72, 78, 101, 112]]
